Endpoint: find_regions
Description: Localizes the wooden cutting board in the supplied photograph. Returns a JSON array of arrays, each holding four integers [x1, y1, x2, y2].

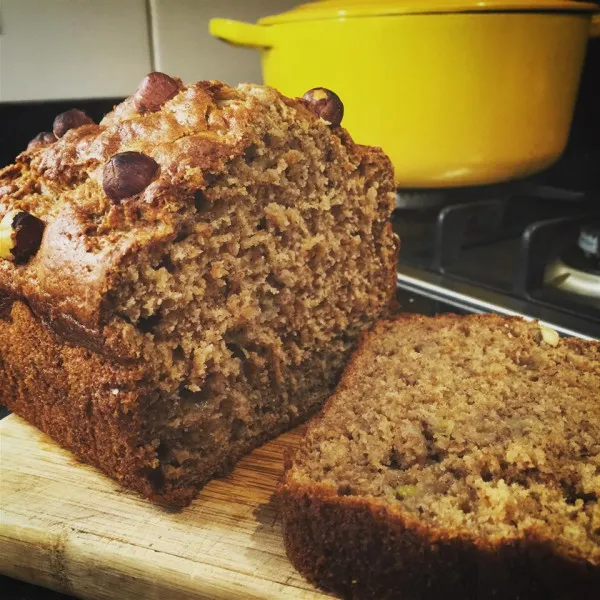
[[0, 414, 332, 600]]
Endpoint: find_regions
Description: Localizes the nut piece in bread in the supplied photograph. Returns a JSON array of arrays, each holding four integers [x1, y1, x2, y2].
[[134, 72, 181, 113], [53, 109, 94, 138], [102, 151, 159, 202], [27, 131, 57, 150], [0, 210, 45, 263], [302, 88, 344, 127]]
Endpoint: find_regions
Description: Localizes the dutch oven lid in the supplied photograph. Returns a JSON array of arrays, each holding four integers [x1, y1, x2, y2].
[[259, 0, 598, 25]]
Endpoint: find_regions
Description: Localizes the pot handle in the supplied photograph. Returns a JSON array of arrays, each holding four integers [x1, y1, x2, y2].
[[209, 19, 273, 48], [591, 15, 600, 38]]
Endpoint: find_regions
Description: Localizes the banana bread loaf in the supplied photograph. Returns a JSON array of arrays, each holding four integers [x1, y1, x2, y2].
[[0, 74, 398, 506], [279, 314, 600, 599]]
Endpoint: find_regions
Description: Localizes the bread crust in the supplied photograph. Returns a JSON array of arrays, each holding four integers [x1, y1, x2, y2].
[[0, 80, 237, 354], [0, 299, 166, 500], [0, 79, 399, 507], [0, 80, 394, 358], [278, 314, 600, 600], [279, 482, 600, 600], [0, 298, 335, 506]]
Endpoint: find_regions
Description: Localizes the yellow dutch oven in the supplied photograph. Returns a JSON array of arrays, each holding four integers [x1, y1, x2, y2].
[[211, 0, 600, 188]]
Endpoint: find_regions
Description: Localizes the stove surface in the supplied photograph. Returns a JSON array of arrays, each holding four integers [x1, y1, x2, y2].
[[393, 183, 600, 339]]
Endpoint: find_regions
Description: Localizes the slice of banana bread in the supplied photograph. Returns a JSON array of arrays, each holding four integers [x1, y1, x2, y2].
[[279, 314, 600, 600], [0, 75, 398, 505]]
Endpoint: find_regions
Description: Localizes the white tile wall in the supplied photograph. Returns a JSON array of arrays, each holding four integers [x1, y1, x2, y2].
[[0, 0, 301, 101], [0, 0, 4, 100], [150, 0, 299, 86], [0, 0, 152, 101]]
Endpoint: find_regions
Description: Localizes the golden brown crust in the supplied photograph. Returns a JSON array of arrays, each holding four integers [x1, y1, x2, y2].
[[279, 482, 600, 600], [0, 299, 165, 500], [2, 81, 383, 356], [0, 298, 342, 506], [278, 313, 600, 599], [0, 80, 231, 355]]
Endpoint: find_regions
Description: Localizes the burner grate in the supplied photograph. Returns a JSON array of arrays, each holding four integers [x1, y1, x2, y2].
[[393, 186, 600, 339]]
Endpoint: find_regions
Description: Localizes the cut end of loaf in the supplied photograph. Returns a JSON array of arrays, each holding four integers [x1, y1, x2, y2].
[[281, 314, 600, 596], [104, 86, 397, 501]]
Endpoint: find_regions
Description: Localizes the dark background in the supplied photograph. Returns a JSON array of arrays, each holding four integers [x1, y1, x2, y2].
[[0, 98, 121, 168]]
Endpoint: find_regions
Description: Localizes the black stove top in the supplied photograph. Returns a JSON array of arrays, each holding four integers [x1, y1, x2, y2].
[[393, 182, 600, 339]]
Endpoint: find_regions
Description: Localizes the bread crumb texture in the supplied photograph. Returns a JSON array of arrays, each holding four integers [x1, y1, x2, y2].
[[0, 78, 398, 505], [281, 314, 600, 599]]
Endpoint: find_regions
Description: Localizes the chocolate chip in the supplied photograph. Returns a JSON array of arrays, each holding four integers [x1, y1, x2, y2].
[[53, 109, 94, 138], [0, 210, 45, 263], [302, 88, 344, 127], [102, 151, 159, 203], [27, 131, 57, 150], [134, 72, 180, 113]]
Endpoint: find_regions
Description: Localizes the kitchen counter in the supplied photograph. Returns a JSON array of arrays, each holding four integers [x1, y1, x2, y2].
[[0, 422, 74, 598]]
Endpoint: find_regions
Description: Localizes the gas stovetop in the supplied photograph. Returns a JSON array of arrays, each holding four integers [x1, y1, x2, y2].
[[393, 182, 600, 340]]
